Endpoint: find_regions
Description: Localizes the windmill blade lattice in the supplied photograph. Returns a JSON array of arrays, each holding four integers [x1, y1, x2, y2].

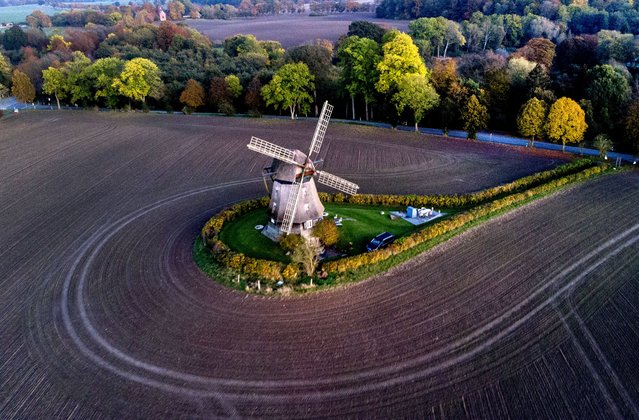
[[281, 181, 303, 235], [246, 101, 359, 236], [308, 102, 333, 157], [248, 136, 299, 166], [316, 171, 359, 195]]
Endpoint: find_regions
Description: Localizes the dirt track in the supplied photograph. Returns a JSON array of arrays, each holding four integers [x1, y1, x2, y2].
[[1, 111, 638, 418]]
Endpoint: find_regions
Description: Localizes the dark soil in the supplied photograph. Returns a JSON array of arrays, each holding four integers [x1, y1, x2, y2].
[[2, 110, 637, 417], [186, 13, 410, 47]]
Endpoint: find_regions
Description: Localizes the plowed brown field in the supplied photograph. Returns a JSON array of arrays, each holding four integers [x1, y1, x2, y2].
[[186, 14, 410, 48], [1, 111, 638, 418]]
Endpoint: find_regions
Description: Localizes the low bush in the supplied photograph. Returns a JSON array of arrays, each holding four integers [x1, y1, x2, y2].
[[313, 219, 340, 246], [279, 234, 304, 252]]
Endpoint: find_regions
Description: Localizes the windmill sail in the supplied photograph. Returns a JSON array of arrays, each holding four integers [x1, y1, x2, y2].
[[247, 101, 359, 236], [316, 171, 359, 195], [281, 181, 303, 235], [248, 136, 298, 166], [308, 101, 334, 156]]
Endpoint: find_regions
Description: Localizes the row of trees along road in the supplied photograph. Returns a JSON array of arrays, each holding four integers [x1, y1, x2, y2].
[[0, 17, 637, 154]]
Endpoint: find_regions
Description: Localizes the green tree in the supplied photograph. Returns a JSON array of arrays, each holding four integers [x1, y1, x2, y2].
[[63, 51, 92, 105], [593, 134, 613, 158], [546, 97, 588, 151], [11, 70, 35, 103], [223, 34, 266, 57], [517, 97, 548, 146], [462, 94, 488, 140], [89, 57, 124, 108], [179, 78, 205, 111], [347, 20, 386, 43], [286, 44, 335, 116], [585, 64, 631, 131], [393, 74, 440, 131], [337, 36, 381, 120], [2, 26, 28, 50], [409, 17, 464, 57], [313, 219, 339, 247], [42, 67, 66, 109], [224, 74, 242, 99], [376, 31, 426, 94], [113, 58, 163, 105], [409, 18, 445, 55], [261, 62, 314, 119]]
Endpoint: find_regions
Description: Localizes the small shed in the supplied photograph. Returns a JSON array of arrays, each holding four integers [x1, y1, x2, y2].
[[407, 206, 417, 218]]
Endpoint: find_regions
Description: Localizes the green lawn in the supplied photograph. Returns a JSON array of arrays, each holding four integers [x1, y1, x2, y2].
[[218, 202, 454, 260], [324, 203, 418, 254], [218, 208, 290, 263]]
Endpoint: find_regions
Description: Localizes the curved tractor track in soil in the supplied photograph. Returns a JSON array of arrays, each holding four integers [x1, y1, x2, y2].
[[2, 111, 638, 418]]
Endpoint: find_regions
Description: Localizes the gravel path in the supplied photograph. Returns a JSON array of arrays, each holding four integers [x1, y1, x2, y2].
[[1, 111, 638, 418]]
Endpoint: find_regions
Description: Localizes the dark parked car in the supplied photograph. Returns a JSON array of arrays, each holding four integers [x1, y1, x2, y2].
[[366, 232, 395, 252]]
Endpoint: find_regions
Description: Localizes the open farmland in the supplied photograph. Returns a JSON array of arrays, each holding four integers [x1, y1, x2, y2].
[[186, 13, 410, 47], [1, 111, 638, 417], [0, 4, 58, 24]]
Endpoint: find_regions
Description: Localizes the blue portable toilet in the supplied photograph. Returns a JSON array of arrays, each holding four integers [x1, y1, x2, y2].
[[407, 206, 417, 218]]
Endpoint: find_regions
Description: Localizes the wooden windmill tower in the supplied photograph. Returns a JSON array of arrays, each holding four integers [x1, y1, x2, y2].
[[247, 101, 359, 238]]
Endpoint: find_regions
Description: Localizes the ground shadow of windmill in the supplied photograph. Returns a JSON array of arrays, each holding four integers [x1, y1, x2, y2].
[[248, 101, 359, 240]]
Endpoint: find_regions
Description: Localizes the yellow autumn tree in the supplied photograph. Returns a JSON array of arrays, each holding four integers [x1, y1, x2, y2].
[[545, 97, 588, 151], [517, 97, 547, 146], [376, 31, 426, 94], [11, 70, 35, 103]]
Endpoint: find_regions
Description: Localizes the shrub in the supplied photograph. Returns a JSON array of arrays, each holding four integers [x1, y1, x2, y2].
[[282, 263, 300, 281], [279, 234, 304, 252], [219, 101, 235, 116], [313, 219, 340, 246]]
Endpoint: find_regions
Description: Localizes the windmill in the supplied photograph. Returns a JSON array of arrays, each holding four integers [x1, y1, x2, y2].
[[247, 101, 359, 238]]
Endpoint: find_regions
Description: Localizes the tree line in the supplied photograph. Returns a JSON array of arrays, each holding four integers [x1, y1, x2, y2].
[[0, 18, 637, 153]]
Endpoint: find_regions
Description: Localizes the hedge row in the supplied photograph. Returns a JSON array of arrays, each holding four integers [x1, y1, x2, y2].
[[322, 164, 607, 274], [200, 196, 293, 284], [318, 158, 596, 208], [199, 159, 601, 285]]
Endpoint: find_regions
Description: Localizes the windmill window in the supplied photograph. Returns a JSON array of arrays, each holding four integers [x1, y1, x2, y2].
[[304, 203, 310, 211]]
